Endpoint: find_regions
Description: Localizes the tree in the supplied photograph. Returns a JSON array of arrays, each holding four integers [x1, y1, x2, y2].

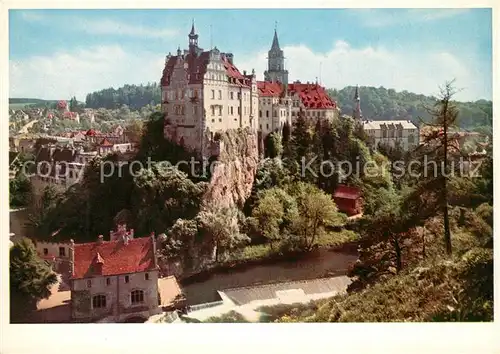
[[124, 119, 144, 144], [10, 238, 58, 322], [131, 164, 207, 235], [197, 206, 250, 262], [69, 96, 78, 112], [264, 132, 283, 158], [287, 182, 345, 251], [252, 187, 298, 251], [406, 81, 460, 255]]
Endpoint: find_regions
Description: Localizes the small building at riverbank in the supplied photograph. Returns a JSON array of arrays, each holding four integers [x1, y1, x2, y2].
[[333, 185, 363, 216]]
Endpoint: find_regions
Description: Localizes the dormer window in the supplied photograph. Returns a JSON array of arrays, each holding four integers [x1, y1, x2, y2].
[[125, 275, 129, 283], [145, 273, 149, 280]]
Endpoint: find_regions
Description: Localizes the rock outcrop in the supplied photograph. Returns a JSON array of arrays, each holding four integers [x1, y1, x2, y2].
[[202, 127, 258, 209]]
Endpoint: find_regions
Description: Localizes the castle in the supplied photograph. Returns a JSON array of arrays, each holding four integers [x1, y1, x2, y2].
[[160, 23, 340, 157]]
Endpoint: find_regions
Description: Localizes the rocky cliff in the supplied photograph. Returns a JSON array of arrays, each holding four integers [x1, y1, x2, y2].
[[202, 127, 259, 209]]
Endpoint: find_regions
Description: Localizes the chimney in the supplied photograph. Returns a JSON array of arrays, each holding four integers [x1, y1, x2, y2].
[[93, 252, 104, 275], [243, 70, 247, 75], [151, 233, 158, 268], [97, 235, 104, 244]]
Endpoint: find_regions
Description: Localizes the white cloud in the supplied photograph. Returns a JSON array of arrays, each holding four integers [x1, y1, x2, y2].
[[74, 19, 179, 38], [10, 41, 489, 102], [9, 46, 165, 101], [235, 41, 488, 101]]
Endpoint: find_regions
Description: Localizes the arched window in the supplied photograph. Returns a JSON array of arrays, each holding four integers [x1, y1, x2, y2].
[[92, 294, 106, 308], [131, 290, 144, 304]]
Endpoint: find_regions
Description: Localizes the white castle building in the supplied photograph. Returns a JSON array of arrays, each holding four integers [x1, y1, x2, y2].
[[160, 22, 258, 156]]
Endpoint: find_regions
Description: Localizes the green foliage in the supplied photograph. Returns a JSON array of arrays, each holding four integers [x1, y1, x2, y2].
[[204, 310, 249, 323], [132, 164, 207, 235], [264, 132, 283, 158], [10, 238, 58, 322], [286, 182, 346, 252], [85, 83, 161, 110], [9, 173, 32, 208], [197, 206, 250, 262]]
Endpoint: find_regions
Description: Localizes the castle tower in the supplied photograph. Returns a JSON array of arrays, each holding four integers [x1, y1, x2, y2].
[[264, 26, 289, 85], [188, 19, 199, 54], [353, 85, 362, 121]]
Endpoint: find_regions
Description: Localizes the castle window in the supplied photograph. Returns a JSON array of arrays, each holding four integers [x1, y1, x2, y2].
[[131, 290, 145, 304], [211, 90, 215, 99], [259, 124, 262, 129], [266, 124, 269, 130], [43, 248, 48, 255], [87, 280, 92, 288], [125, 275, 129, 283], [237, 92, 241, 100], [259, 110, 262, 118], [211, 106, 215, 116], [59, 247, 65, 257], [106, 278, 111, 286], [212, 119, 215, 123], [219, 107, 222, 116], [145, 273, 149, 281], [266, 111, 269, 118], [230, 92, 234, 100], [219, 119, 222, 122], [230, 107, 233, 115], [238, 107, 241, 115], [218, 90, 222, 100], [92, 294, 106, 309]]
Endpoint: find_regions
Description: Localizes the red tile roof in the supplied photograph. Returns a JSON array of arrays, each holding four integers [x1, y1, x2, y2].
[[257, 81, 285, 97], [57, 100, 67, 109], [334, 185, 362, 200], [72, 237, 156, 279], [100, 138, 114, 147], [63, 111, 77, 118], [288, 83, 337, 109], [256, 81, 337, 109], [86, 129, 98, 136]]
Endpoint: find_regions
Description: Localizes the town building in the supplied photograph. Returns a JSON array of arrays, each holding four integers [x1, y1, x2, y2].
[[363, 120, 420, 151], [70, 233, 162, 322], [160, 22, 258, 156]]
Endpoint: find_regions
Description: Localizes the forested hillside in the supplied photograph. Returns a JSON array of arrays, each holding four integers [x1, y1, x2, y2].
[[328, 86, 492, 132], [85, 83, 161, 110]]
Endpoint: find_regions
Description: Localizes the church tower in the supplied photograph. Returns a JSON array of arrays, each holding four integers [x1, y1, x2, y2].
[[264, 27, 289, 85], [353, 85, 362, 121]]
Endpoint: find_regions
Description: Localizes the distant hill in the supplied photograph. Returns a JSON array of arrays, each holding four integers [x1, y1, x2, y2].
[[328, 86, 492, 133], [9, 98, 58, 110]]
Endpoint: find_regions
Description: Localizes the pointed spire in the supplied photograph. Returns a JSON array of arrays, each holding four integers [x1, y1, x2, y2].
[[271, 26, 280, 51], [354, 85, 360, 100], [190, 18, 195, 35]]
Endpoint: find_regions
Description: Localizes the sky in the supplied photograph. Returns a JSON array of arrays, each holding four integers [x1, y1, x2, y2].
[[9, 8, 492, 102]]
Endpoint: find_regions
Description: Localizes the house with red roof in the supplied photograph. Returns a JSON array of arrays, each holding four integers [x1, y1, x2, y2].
[[333, 184, 363, 216], [69, 233, 164, 323], [160, 22, 258, 156]]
